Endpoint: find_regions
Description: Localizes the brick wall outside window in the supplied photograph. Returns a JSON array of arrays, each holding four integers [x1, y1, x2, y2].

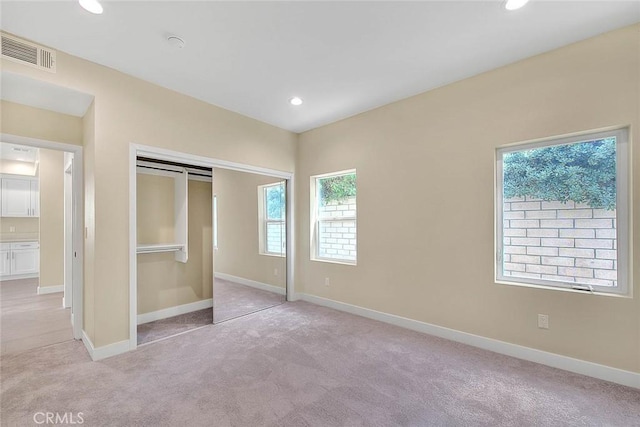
[[503, 196, 617, 287]]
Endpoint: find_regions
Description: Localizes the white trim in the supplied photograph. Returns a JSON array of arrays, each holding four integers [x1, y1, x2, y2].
[[285, 177, 294, 301], [130, 143, 294, 351], [1, 133, 84, 341], [137, 298, 213, 325], [215, 272, 286, 296], [82, 330, 130, 361], [495, 127, 630, 296], [298, 293, 640, 389], [310, 169, 358, 266], [136, 243, 185, 254], [258, 182, 286, 257], [37, 285, 63, 295], [129, 144, 138, 351]]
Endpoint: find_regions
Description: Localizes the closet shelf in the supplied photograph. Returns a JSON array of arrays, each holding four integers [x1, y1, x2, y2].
[[136, 243, 185, 254]]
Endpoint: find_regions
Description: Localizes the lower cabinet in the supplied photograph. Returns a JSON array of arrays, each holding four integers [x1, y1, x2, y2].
[[0, 249, 10, 276], [0, 242, 39, 280]]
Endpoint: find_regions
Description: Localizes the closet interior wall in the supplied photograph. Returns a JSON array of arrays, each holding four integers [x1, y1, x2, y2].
[[136, 167, 212, 318]]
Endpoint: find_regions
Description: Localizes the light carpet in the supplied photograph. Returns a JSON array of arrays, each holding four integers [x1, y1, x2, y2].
[[1, 301, 638, 426], [137, 279, 285, 345], [213, 278, 284, 323]]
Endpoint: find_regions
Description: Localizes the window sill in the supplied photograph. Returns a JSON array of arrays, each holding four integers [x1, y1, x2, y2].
[[259, 252, 285, 258], [495, 279, 631, 299], [311, 257, 357, 266]]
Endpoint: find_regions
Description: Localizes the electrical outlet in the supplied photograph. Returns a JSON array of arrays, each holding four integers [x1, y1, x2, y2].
[[538, 314, 549, 329], [9, 226, 15, 232], [324, 277, 330, 287], [274, 268, 278, 276]]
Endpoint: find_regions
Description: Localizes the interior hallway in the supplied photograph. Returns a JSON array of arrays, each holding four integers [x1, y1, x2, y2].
[[0, 278, 73, 356]]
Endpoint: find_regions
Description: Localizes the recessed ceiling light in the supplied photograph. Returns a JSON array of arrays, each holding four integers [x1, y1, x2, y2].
[[289, 97, 303, 106], [79, 0, 103, 14], [167, 35, 186, 49], [505, 0, 530, 11]]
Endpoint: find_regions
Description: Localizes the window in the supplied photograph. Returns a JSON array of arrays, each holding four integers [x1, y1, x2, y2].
[[496, 128, 629, 295], [258, 182, 285, 256], [311, 170, 357, 264]]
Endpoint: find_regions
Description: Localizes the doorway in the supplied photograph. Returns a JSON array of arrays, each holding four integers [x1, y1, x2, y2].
[[0, 134, 84, 355]]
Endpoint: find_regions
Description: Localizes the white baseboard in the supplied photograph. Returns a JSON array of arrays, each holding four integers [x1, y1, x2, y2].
[[82, 330, 130, 361], [299, 293, 640, 389], [215, 272, 286, 295], [137, 298, 213, 325], [37, 285, 64, 295]]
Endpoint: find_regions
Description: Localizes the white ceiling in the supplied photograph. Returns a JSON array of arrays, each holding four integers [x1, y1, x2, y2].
[[1, 1, 639, 133], [1, 71, 94, 117]]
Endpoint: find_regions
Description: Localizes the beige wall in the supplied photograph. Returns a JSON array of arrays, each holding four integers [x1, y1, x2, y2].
[[214, 168, 286, 288], [38, 148, 64, 288], [1, 38, 297, 347], [0, 218, 39, 242], [137, 176, 213, 314], [297, 25, 640, 373], [136, 174, 176, 245], [0, 100, 83, 146]]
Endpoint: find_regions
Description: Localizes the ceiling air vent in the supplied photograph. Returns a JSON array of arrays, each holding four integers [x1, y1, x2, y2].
[[1, 34, 56, 73]]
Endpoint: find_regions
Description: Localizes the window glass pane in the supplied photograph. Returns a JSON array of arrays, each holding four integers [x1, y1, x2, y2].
[[317, 219, 356, 262], [317, 173, 356, 219], [265, 183, 285, 221], [266, 221, 285, 254], [501, 137, 617, 288], [315, 172, 357, 263]]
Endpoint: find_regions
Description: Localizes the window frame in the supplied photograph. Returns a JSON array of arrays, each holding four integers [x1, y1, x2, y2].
[[495, 127, 630, 296], [310, 169, 357, 265], [258, 182, 286, 257]]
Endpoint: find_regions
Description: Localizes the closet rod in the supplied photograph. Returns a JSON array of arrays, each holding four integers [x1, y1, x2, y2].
[[136, 156, 212, 172]]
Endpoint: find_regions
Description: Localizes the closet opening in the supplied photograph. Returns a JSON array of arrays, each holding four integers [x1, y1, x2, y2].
[[130, 145, 293, 349]]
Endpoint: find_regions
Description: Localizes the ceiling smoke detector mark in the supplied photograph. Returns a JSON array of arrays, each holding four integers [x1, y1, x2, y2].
[[167, 35, 185, 49], [1, 33, 56, 73]]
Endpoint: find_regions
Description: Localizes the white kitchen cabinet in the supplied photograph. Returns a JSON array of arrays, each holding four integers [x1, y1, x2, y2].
[[0, 242, 39, 279], [1, 176, 40, 217], [0, 248, 10, 277], [30, 179, 40, 217]]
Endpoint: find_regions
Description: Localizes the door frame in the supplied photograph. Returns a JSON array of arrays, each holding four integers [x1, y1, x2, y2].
[[63, 154, 73, 309], [1, 133, 84, 340], [129, 143, 294, 351]]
